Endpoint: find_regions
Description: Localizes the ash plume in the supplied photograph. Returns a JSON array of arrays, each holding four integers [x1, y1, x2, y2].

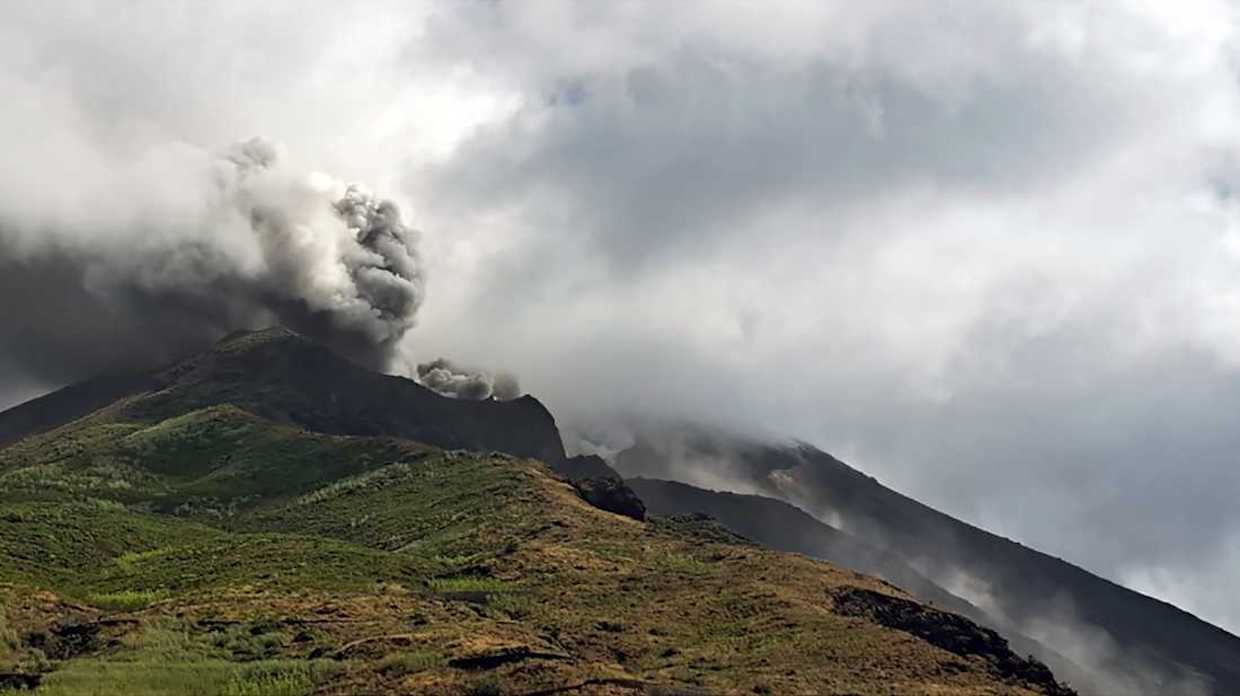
[[416, 358, 522, 401], [0, 137, 425, 386]]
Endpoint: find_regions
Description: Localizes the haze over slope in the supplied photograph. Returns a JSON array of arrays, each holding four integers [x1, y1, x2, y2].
[[0, 330, 1073, 695], [625, 477, 1093, 691], [5, 329, 1238, 694], [617, 428, 1240, 696]]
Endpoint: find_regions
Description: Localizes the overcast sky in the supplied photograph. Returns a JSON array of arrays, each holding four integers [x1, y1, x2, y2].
[[3, 0, 1240, 633]]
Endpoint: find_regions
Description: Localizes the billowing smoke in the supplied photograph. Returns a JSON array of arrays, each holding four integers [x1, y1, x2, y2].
[[416, 358, 522, 401], [0, 137, 425, 385]]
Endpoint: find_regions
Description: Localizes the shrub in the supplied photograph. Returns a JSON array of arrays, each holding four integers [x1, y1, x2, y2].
[[465, 675, 503, 696], [16, 647, 50, 674], [0, 610, 17, 654], [486, 593, 532, 618], [225, 661, 342, 696], [87, 590, 169, 612], [222, 672, 311, 696], [426, 577, 512, 593], [377, 651, 441, 677], [211, 626, 284, 661]]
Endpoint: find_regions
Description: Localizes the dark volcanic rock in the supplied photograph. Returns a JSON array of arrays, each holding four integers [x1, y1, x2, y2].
[[555, 454, 622, 481], [26, 618, 107, 661], [556, 454, 647, 521], [447, 645, 571, 670], [0, 673, 40, 691], [832, 586, 1075, 696], [570, 477, 646, 521], [124, 328, 569, 466]]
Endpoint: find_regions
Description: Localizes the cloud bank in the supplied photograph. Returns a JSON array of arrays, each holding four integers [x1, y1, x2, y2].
[[0, 134, 424, 377], [2, 0, 1240, 634]]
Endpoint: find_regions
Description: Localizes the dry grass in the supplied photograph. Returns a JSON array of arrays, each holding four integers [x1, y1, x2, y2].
[[0, 405, 1061, 695]]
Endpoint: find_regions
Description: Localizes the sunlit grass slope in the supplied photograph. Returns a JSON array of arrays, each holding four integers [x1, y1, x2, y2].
[[0, 401, 1069, 695]]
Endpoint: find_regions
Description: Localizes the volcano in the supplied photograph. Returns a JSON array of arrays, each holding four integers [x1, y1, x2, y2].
[[0, 328, 1215, 693]]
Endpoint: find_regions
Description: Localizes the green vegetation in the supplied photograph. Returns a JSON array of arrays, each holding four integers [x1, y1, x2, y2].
[[377, 651, 443, 677], [0, 396, 1062, 695], [426, 577, 515, 594], [464, 675, 503, 696], [87, 590, 169, 612], [26, 660, 323, 696], [0, 405, 425, 513], [0, 619, 311, 694], [21, 621, 342, 696]]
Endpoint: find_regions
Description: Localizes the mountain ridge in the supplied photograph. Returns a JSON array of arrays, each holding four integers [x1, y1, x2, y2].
[[615, 427, 1240, 695], [0, 328, 569, 467], [627, 477, 1097, 693], [5, 329, 1236, 693], [0, 329, 1073, 695]]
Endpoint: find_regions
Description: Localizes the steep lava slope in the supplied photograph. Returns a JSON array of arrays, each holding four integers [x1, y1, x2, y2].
[[0, 330, 1071, 695]]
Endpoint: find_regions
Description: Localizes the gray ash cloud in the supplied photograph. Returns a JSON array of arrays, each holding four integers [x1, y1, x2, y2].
[[0, 137, 425, 384], [416, 357, 521, 401]]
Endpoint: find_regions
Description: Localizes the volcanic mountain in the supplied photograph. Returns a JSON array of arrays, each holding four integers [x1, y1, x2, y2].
[[618, 428, 1240, 695], [0, 328, 1072, 695]]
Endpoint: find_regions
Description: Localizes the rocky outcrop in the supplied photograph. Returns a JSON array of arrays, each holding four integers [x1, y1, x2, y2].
[[0, 673, 40, 691], [569, 477, 646, 521], [555, 454, 647, 521], [832, 586, 1075, 696], [554, 454, 622, 481]]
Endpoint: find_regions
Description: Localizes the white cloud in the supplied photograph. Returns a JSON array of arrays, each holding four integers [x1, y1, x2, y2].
[[2, 0, 1239, 634]]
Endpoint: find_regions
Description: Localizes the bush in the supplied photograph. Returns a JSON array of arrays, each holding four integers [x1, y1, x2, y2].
[[466, 675, 503, 696], [211, 626, 284, 661], [0, 610, 18, 654], [87, 590, 169, 612], [16, 647, 50, 674], [426, 577, 512, 593], [28, 659, 340, 696], [486, 593, 532, 618], [377, 651, 441, 677], [222, 672, 311, 696], [224, 661, 341, 696]]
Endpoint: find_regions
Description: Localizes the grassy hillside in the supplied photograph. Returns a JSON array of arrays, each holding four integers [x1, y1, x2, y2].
[[0, 398, 1070, 694], [627, 478, 1094, 693], [618, 428, 1239, 695]]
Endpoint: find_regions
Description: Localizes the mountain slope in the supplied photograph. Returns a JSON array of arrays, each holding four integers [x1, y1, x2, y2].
[[0, 328, 567, 467], [0, 373, 158, 449], [616, 427, 1240, 695], [0, 331, 1072, 695], [627, 477, 1093, 692]]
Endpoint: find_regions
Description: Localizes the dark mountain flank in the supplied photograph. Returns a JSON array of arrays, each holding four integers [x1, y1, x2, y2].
[[131, 327, 568, 465], [0, 329, 1073, 694], [0, 373, 158, 449], [0, 328, 567, 466], [617, 428, 1240, 695]]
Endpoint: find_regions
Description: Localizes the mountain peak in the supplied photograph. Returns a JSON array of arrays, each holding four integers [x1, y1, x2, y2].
[[214, 326, 307, 350], [1, 326, 569, 467]]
